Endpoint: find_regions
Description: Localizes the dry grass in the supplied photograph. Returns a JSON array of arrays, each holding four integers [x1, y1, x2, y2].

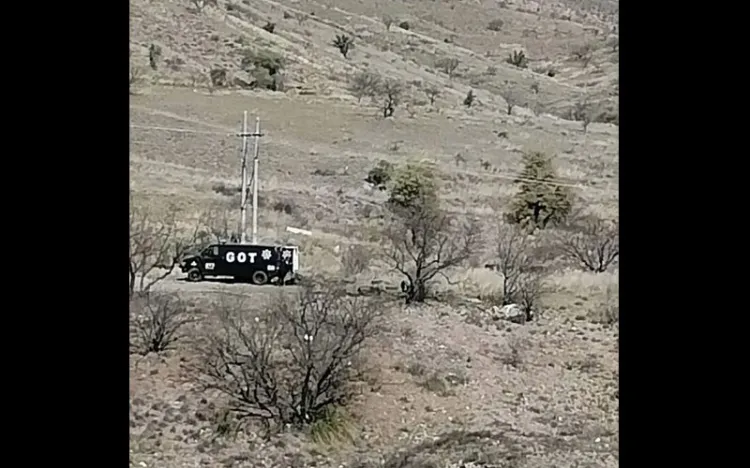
[[130, 0, 618, 466]]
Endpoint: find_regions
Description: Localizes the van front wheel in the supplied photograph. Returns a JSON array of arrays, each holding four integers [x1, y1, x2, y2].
[[187, 268, 203, 282], [251, 271, 268, 285]]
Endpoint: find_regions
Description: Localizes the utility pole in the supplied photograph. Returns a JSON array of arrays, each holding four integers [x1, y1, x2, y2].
[[237, 113, 263, 244], [251, 117, 261, 244], [238, 111, 249, 244]]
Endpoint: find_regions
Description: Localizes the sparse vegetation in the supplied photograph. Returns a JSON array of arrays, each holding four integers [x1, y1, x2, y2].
[[606, 35, 619, 52], [349, 71, 381, 103], [332, 34, 354, 59], [129, 66, 144, 92], [494, 224, 538, 306], [130, 1, 620, 464], [262, 22, 276, 34], [557, 216, 619, 272], [463, 89, 475, 108], [506, 152, 573, 229], [572, 42, 595, 67], [506, 50, 528, 69], [188, 0, 217, 14], [240, 48, 284, 90], [572, 96, 596, 132], [487, 19, 504, 31], [130, 292, 198, 354], [435, 57, 460, 78], [128, 206, 201, 299], [365, 159, 394, 190], [209, 68, 227, 88], [500, 86, 520, 115], [424, 85, 440, 105], [383, 164, 479, 303], [378, 78, 403, 118], [198, 284, 382, 431], [148, 44, 162, 70]]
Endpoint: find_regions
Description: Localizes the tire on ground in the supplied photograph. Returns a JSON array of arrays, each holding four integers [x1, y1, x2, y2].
[[252, 270, 268, 285], [187, 268, 203, 282]]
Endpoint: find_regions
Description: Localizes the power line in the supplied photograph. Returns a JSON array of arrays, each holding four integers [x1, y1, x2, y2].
[[130, 126, 617, 192], [129, 124, 234, 136]]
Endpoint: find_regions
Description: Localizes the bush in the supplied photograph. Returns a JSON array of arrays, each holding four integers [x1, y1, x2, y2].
[[435, 57, 460, 78], [398, 21, 410, 30], [341, 244, 371, 276], [349, 71, 381, 103], [506, 50, 528, 68], [130, 292, 198, 354], [198, 284, 383, 432], [387, 162, 438, 211], [463, 89, 475, 108], [365, 160, 394, 189], [209, 68, 227, 87], [556, 216, 619, 272], [332, 34, 354, 58], [506, 152, 573, 229], [487, 19, 504, 31], [240, 48, 284, 90], [262, 22, 276, 33]]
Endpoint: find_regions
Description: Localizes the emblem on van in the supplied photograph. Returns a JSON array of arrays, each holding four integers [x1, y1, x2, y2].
[[262, 249, 272, 260]]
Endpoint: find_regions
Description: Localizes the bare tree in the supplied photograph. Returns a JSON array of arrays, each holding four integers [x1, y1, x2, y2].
[[384, 202, 480, 303], [572, 97, 596, 133], [198, 284, 382, 432], [515, 271, 544, 321], [348, 71, 381, 104], [500, 87, 520, 115], [557, 217, 619, 272], [424, 85, 440, 106], [130, 292, 199, 354], [189, 0, 217, 14], [129, 206, 201, 299], [378, 79, 403, 118], [495, 224, 537, 305], [435, 57, 460, 78]]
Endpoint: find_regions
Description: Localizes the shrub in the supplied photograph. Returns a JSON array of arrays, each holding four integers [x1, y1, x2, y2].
[[349, 71, 381, 103], [424, 86, 440, 105], [262, 22, 276, 33], [148, 44, 162, 70], [506, 50, 528, 68], [240, 49, 284, 90], [378, 79, 403, 118], [398, 21, 410, 30], [130, 292, 198, 354], [435, 57, 460, 78], [487, 19, 504, 31], [463, 89, 475, 107], [332, 34, 354, 58], [198, 284, 383, 432], [556, 216, 619, 272], [365, 160, 394, 189], [209, 68, 227, 87]]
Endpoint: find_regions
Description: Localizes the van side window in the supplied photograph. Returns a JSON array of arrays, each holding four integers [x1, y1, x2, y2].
[[212, 246, 219, 257]]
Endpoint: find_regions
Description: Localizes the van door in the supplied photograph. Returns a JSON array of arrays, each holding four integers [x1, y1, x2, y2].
[[201, 245, 221, 276]]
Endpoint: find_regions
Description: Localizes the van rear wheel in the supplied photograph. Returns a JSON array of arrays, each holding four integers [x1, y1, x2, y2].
[[251, 271, 268, 285], [187, 268, 203, 282]]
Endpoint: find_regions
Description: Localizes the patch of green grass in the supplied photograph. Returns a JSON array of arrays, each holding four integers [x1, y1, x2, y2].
[[308, 406, 355, 446]]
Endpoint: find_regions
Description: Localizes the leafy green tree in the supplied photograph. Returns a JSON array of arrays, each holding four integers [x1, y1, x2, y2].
[[507, 152, 573, 229]]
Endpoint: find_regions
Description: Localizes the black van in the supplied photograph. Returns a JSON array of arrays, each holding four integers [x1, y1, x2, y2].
[[179, 243, 299, 285]]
